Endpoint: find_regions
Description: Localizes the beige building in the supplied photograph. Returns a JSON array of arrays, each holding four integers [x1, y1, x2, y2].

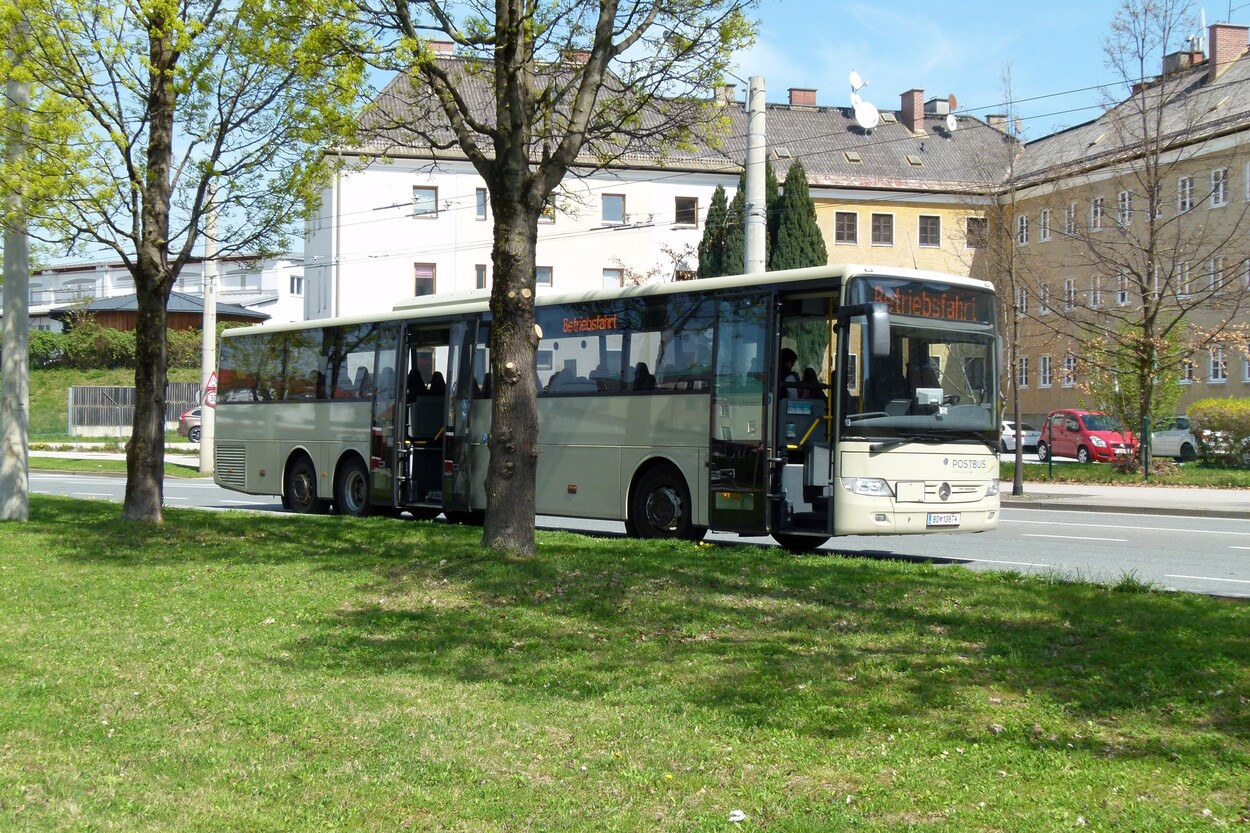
[[1004, 23, 1250, 425]]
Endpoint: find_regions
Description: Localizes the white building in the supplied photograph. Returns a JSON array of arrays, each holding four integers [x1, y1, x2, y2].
[[26, 255, 307, 331]]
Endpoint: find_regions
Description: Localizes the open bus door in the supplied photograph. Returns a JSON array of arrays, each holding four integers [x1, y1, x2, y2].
[[442, 320, 478, 515], [707, 292, 775, 534]]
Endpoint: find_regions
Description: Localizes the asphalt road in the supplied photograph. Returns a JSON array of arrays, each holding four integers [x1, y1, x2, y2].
[[29, 471, 1250, 599]]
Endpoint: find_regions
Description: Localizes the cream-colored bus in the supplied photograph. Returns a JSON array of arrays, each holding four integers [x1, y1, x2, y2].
[[213, 264, 1001, 551]]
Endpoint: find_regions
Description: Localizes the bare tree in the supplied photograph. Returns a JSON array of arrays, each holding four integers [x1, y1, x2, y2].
[[1014, 0, 1250, 462], [15, 0, 369, 521], [363, 1, 756, 554]]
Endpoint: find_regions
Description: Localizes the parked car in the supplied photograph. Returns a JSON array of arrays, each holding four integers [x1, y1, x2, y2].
[[177, 406, 202, 443], [1037, 409, 1138, 463], [1150, 415, 1197, 462], [1001, 420, 1041, 453]]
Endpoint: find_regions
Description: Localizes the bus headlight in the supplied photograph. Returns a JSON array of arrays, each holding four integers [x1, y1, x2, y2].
[[986, 478, 1000, 497], [840, 477, 894, 497]]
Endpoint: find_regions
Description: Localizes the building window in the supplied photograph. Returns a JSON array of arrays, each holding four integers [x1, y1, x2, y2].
[[834, 211, 858, 244], [1016, 286, 1028, 315], [1177, 176, 1194, 213], [475, 264, 488, 290], [965, 217, 987, 249], [1089, 274, 1103, 307], [1016, 214, 1029, 245], [475, 188, 488, 220], [1090, 197, 1104, 230], [602, 267, 623, 289], [1063, 355, 1077, 388], [1039, 283, 1051, 315], [414, 263, 436, 296], [1016, 356, 1029, 389], [871, 213, 894, 245], [1039, 208, 1051, 241], [1065, 202, 1077, 236], [602, 194, 626, 225], [1243, 346, 1250, 383], [1117, 190, 1132, 226], [536, 266, 553, 287], [1178, 261, 1192, 297], [289, 275, 304, 296], [1182, 358, 1196, 384], [918, 215, 941, 247], [1209, 256, 1226, 293], [1039, 355, 1053, 388], [413, 186, 438, 218], [1211, 345, 1228, 382], [674, 196, 698, 227], [1117, 274, 1130, 305], [1063, 278, 1076, 311], [1211, 168, 1229, 207]]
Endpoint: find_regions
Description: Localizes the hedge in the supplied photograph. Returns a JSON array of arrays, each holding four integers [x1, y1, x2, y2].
[[27, 320, 234, 371], [1187, 398, 1250, 465]]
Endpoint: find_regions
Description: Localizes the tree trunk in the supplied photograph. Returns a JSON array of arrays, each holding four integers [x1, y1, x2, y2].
[[124, 276, 171, 521], [481, 196, 540, 555]]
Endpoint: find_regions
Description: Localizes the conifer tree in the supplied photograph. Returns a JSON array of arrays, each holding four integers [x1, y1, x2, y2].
[[770, 159, 828, 270], [696, 185, 728, 278]]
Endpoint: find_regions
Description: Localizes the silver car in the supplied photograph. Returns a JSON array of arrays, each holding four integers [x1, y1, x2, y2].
[[1150, 415, 1197, 462], [1001, 420, 1041, 453]]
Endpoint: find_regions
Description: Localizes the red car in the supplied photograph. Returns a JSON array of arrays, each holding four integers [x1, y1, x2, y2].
[[1037, 409, 1138, 463]]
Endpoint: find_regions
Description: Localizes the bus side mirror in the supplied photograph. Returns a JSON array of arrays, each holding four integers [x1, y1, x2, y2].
[[869, 303, 890, 357]]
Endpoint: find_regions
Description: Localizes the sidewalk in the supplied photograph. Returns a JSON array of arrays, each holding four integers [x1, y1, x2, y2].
[[1000, 481, 1250, 519]]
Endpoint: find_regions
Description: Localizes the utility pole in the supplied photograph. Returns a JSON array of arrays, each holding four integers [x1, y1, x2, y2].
[[198, 187, 217, 474], [1, 31, 31, 522], [744, 75, 767, 273]]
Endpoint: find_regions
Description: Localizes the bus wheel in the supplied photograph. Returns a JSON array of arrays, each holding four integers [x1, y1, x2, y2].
[[773, 533, 830, 554], [630, 465, 696, 540], [334, 457, 371, 517], [285, 456, 329, 515]]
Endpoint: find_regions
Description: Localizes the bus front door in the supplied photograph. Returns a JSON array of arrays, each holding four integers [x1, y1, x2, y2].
[[707, 293, 774, 534]]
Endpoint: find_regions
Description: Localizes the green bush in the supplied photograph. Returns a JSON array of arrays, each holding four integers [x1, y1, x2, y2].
[[28, 330, 65, 368], [1187, 398, 1250, 466]]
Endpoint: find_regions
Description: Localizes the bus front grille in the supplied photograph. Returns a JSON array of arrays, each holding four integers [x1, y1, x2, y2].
[[215, 445, 247, 489]]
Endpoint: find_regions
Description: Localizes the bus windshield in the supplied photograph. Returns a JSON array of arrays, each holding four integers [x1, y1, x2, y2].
[[841, 318, 998, 443]]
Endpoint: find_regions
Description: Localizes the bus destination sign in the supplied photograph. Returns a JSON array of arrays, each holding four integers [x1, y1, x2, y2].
[[868, 281, 991, 324]]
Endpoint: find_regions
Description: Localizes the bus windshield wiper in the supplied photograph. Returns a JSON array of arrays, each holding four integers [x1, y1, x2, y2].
[[870, 433, 947, 453]]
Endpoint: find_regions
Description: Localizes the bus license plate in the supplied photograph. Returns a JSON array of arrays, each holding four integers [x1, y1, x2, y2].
[[927, 512, 960, 527]]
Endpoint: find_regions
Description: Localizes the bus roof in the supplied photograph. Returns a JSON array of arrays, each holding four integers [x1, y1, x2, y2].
[[223, 264, 994, 338]]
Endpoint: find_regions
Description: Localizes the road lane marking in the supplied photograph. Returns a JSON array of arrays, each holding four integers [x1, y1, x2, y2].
[[1021, 533, 1128, 542], [1006, 518, 1248, 536], [1166, 574, 1250, 585]]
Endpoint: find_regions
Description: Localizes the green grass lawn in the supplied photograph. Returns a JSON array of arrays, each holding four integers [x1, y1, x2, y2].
[[1002, 458, 1250, 488], [1, 497, 1247, 831]]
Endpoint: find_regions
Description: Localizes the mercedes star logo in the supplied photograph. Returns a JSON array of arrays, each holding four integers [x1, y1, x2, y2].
[[938, 482, 951, 501]]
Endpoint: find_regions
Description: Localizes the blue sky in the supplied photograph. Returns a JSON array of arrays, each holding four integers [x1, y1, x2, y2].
[[734, 0, 1246, 138]]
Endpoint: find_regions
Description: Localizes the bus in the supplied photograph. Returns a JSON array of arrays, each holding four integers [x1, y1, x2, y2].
[[213, 264, 1001, 551]]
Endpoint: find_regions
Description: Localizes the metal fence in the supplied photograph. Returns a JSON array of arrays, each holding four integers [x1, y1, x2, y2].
[[67, 382, 200, 437]]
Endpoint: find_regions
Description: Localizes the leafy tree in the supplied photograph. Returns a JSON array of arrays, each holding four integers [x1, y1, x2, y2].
[[769, 159, 826, 270], [12, 0, 368, 521], [365, 1, 756, 554], [696, 185, 728, 278]]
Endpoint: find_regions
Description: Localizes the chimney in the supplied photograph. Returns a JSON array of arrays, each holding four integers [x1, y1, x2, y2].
[[788, 88, 817, 107], [714, 83, 737, 106], [924, 97, 950, 116], [1163, 46, 1203, 76], [900, 89, 925, 135], [429, 41, 454, 55], [1208, 23, 1249, 81], [986, 114, 1008, 133]]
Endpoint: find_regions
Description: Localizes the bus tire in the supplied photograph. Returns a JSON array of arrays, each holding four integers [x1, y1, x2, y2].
[[629, 464, 697, 540], [773, 533, 830, 554], [284, 455, 329, 515], [334, 456, 371, 517]]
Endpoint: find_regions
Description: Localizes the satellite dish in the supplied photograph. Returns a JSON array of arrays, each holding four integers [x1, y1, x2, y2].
[[853, 99, 880, 130], [948, 93, 958, 112], [946, 113, 958, 133], [849, 70, 865, 91], [850, 91, 862, 107]]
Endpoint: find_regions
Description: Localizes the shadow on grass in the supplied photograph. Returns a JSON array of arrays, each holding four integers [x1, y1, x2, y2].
[[34, 495, 1250, 761]]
